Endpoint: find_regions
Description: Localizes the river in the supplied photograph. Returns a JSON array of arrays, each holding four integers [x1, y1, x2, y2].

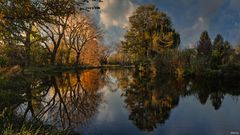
[[0, 69, 240, 135]]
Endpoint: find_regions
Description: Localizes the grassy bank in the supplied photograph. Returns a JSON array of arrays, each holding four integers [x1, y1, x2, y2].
[[2, 125, 70, 135]]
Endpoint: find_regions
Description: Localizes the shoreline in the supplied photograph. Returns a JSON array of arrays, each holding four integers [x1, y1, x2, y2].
[[1, 64, 240, 80]]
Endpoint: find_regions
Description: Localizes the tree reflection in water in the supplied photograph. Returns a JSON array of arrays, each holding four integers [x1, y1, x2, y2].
[[118, 71, 183, 131], [38, 70, 104, 129], [0, 69, 104, 130], [1, 69, 240, 132], [190, 78, 240, 110], [112, 70, 240, 131]]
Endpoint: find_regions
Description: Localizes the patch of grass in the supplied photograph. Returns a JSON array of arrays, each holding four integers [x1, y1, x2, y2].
[[2, 124, 70, 135]]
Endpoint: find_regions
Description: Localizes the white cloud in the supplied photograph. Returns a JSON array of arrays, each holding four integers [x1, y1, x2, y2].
[[179, 16, 208, 47], [192, 17, 207, 31], [99, 0, 136, 29], [198, 17, 204, 23], [97, 0, 240, 47], [98, 0, 136, 46]]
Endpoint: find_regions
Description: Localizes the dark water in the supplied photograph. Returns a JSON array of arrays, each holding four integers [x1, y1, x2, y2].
[[0, 69, 240, 135]]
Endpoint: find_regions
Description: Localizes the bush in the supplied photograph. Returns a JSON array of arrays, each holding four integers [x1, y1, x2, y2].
[[153, 49, 188, 77]]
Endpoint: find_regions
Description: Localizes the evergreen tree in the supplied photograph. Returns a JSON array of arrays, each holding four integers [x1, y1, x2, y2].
[[197, 31, 212, 56], [213, 34, 224, 50], [211, 34, 231, 68]]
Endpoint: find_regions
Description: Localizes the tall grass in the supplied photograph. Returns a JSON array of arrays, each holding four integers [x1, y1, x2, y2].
[[2, 124, 70, 135]]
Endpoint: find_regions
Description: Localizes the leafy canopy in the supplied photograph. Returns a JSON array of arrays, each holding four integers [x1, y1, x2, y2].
[[122, 4, 180, 61]]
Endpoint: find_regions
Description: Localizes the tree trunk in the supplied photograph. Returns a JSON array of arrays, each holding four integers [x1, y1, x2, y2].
[[24, 86, 35, 118], [25, 44, 31, 67], [66, 48, 71, 65], [50, 47, 58, 66], [50, 53, 56, 66], [24, 29, 31, 68], [50, 31, 65, 66], [75, 52, 80, 67], [51, 76, 71, 127]]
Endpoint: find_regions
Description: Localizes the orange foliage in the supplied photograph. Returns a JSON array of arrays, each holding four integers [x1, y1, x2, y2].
[[80, 70, 102, 92], [80, 40, 106, 66], [49, 39, 107, 66]]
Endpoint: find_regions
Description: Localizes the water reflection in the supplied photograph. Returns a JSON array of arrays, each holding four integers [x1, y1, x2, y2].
[[121, 72, 180, 131], [190, 78, 240, 110], [0, 69, 240, 134], [0, 69, 105, 130], [111, 70, 240, 132]]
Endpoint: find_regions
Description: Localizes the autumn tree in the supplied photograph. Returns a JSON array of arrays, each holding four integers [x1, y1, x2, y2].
[[64, 14, 101, 67], [122, 4, 180, 63], [0, 0, 101, 67], [0, 0, 76, 66], [98, 44, 110, 65], [80, 40, 109, 66]]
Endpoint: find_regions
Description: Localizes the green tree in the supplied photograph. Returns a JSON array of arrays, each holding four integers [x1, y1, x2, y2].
[[213, 34, 224, 49], [122, 4, 180, 64], [211, 34, 231, 68], [30, 44, 49, 66], [0, 0, 45, 67], [197, 31, 212, 56]]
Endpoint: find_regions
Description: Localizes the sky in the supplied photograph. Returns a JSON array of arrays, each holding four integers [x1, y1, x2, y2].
[[94, 0, 240, 48]]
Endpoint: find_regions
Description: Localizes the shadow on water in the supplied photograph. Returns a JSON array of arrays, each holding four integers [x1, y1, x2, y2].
[[0, 68, 240, 133]]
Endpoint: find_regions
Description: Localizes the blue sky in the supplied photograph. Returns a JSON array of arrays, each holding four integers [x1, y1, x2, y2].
[[95, 0, 240, 48]]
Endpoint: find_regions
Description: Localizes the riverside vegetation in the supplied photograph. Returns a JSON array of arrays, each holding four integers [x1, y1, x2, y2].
[[0, 3, 240, 78]]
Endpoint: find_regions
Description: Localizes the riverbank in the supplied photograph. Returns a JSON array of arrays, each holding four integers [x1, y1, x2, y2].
[[1, 63, 240, 80], [0, 65, 135, 77]]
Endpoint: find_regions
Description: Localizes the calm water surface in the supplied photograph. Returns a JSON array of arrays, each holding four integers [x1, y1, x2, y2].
[[0, 69, 240, 135]]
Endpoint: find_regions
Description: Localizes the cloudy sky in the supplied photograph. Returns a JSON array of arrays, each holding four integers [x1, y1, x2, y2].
[[94, 0, 240, 48]]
